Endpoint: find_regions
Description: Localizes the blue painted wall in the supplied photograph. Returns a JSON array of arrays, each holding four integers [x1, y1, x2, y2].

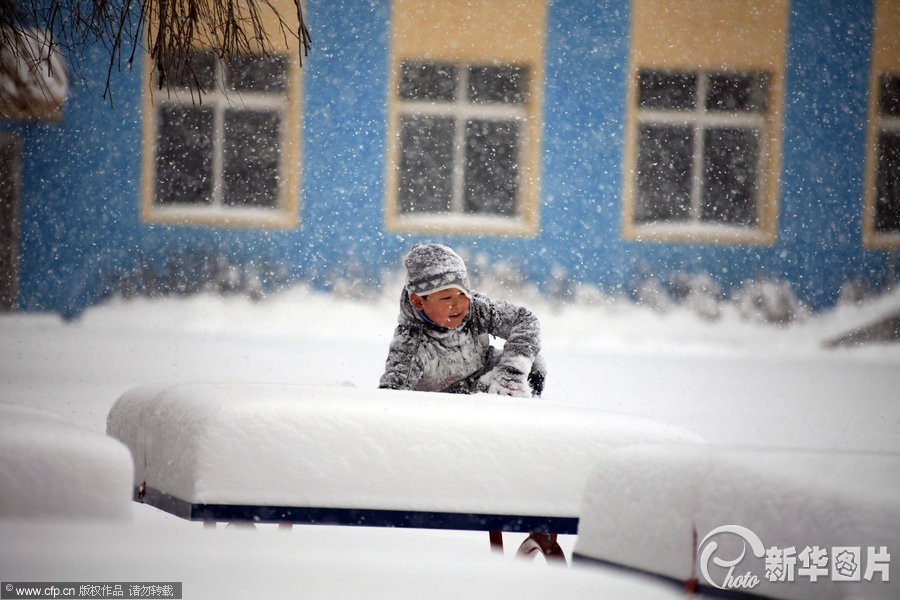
[[5, 0, 898, 316]]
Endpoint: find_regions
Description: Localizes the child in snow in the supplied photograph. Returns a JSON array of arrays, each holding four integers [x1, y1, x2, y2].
[[379, 243, 546, 397]]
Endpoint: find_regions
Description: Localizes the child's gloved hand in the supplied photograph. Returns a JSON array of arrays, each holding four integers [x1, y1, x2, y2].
[[485, 365, 532, 397]]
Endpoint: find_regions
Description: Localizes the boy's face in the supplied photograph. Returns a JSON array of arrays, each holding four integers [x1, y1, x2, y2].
[[410, 288, 470, 329]]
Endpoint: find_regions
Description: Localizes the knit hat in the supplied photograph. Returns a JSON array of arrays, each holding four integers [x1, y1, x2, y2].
[[404, 244, 471, 298]]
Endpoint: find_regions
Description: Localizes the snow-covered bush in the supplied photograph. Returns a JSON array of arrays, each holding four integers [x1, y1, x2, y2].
[[104, 249, 290, 302], [670, 272, 723, 321], [546, 264, 576, 304], [463, 252, 546, 306], [572, 282, 612, 307], [332, 259, 378, 300], [468, 254, 528, 297], [837, 278, 869, 307], [732, 276, 808, 325], [630, 272, 725, 319], [633, 277, 673, 312]]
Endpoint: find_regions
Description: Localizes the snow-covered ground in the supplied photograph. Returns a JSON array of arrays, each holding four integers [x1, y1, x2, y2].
[[3, 283, 898, 447], [1, 285, 899, 598]]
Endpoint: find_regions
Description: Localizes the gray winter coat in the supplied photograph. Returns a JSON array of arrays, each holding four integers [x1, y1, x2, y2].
[[379, 290, 542, 393]]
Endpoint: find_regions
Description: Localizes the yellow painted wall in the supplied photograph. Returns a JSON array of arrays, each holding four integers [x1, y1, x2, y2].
[[631, 0, 789, 70], [392, 0, 546, 64]]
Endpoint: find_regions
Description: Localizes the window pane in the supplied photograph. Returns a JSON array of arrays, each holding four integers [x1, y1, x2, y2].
[[468, 65, 528, 104], [222, 109, 282, 208], [399, 62, 457, 101], [228, 54, 287, 93], [464, 119, 519, 215], [167, 50, 217, 91], [706, 72, 768, 113], [635, 124, 693, 222], [875, 130, 900, 232], [637, 70, 696, 110], [701, 127, 760, 226], [155, 105, 214, 205], [880, 74, 900, 118], [398, 115, 455, 213]]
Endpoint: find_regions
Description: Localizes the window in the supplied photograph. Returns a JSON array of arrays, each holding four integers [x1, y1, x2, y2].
[[153, 51, 286, 210], [0, 134, 21, 311], [864, 0, 900, 248], [386, 0, 546, 236], [622, 0, 788, 245], [634, 69, 768, 228], [141, 16, 302, 229], [874, 75, 900, 235], [396, 61, 527, 218]]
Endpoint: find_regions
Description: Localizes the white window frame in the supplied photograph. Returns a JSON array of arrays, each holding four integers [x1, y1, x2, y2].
[[633, 70, 769, 240], [141, 51, 301, 229], [866, 73, 900, 247], [863, 0, 900, 249], [395, 62, 529, 229]]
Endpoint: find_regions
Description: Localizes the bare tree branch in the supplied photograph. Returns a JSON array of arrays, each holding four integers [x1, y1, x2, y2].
[[0, 0, 312, 116]]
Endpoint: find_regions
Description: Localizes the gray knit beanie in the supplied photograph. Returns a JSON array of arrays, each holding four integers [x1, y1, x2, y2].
[[404, 244, 471, 298]]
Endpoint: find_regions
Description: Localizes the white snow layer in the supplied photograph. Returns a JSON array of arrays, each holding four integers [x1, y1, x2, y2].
[[574, 443, 900, 600], [2, 286, 899, 597], [107, 382, 703, 515], [0, 519, 685, 600], [0, 404, 133, 519]]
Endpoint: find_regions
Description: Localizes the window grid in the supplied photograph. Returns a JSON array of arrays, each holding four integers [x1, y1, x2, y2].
[[397, 64, 528, 219], [154, 58, 286, 213], [874, 73, 900, 238], [142, 47, 300, 230], [635, 71, 766, 229]]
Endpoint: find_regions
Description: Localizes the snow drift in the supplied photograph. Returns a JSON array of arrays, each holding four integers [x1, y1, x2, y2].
[[107, 383, 704, 520], [0, 403, 132, 519], [574, 443, 900, 600], [0, 519, 686, 600]]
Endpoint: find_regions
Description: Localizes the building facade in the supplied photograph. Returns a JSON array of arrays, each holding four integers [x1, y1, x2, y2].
[[1, 0, 898, 316]]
